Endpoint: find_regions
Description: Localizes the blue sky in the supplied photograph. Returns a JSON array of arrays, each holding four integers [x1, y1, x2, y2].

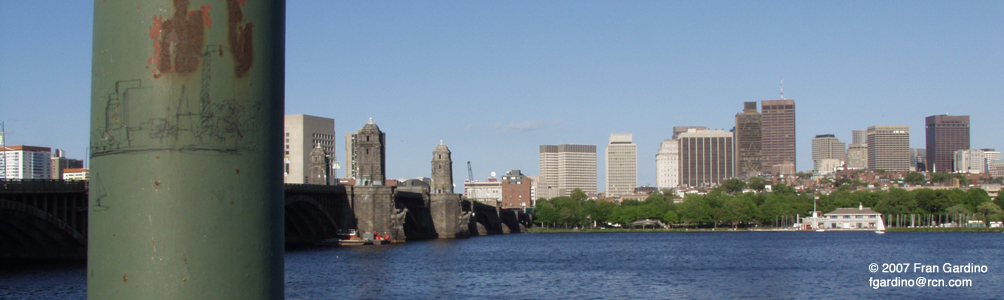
[[1, 1, 1002, 193]]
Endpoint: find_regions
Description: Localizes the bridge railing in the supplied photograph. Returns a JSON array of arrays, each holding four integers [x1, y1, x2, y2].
[[0, 179, 88, 192]]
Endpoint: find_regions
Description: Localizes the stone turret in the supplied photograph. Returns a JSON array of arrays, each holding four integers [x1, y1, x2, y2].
[[355, 118, 386, 186], [307, 143, 329, 185], [429, 140, 469, 238], [431, 140, 454, 194]]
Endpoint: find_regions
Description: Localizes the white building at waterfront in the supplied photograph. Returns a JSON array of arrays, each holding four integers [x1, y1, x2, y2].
[[802, 204, 884, 230]]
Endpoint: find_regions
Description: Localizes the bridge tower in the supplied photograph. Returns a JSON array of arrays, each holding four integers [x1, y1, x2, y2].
[[429, 141, 469, 238], [349, 119, 398, 240], [307, 143, 329, 185], [354, 118, 385, 186], [431, 140, 453, 194]]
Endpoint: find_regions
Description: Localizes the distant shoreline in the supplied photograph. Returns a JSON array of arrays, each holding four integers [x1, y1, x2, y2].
[[528, 227, 1004, 233]]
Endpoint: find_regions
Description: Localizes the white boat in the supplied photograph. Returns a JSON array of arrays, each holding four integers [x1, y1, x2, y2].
[[875, 218, 886, 234], [816, 229, 825, 232]]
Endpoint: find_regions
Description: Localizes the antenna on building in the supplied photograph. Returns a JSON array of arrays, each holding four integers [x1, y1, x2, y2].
[[780, 77, 785, 100]]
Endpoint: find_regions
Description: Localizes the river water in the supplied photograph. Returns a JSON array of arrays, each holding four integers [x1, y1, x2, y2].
[[3, 231, 1003, 299]]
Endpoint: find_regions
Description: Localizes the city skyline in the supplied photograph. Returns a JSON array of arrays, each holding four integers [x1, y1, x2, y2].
[[2, 2, 1003, 192]]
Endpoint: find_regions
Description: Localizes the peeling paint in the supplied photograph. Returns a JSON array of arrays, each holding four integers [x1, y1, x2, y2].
[[147, 0, 213, 79], [227, 0, 254, 77]]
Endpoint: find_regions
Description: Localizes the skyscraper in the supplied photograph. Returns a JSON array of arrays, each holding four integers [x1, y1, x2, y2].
[[811, 134, 846, 171], [672, 126, 708, 140], [846, 144, 869, 170], [925, 115, 970, 173], [605, 134, 637, 198], [761, 99, 796, 174], [539, 144, 597, 198], [284, 114, 335, 184], [852, 129, 868, 145], [735, 101, 762, 177], [867, 125, 910, 171], [655, 139, 679, 189], [678, 129, 735, 187]]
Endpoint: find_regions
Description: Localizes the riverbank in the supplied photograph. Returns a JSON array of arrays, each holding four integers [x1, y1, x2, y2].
[[528, 227, 794, 233], [528, 227, 1004, 233], [886, 227, 1003, 232]]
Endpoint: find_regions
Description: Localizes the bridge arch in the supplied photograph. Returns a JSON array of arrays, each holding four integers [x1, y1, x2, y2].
[[0, 199, 87, 258], [284, 195, 340, 244]]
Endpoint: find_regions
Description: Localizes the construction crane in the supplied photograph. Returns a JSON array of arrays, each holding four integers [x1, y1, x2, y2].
[[467, 161, 474, 182]]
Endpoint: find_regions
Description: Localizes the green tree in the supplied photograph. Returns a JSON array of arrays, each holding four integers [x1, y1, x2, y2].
[[719, 178, 747, 195], [584, 200, 615, 225], [662, 210, 680, 224], [758, 196, 787, 227], [945, 204, 971, 224], [962, 188, 991, 212], [569, 188, 588, 202], [620, 199, 641, 207], [720, 197, 757, 229], [771, 183, 796, 196], [747, 177, 768, 192], [533, 199, 558, 227], [995, 191, 1004, 211], [874, 188, 917, 215], [912, 188, 945, 214], [976, 202, 1003, 226], [678, 194, 712, 225], [903, 172, 927, 186]]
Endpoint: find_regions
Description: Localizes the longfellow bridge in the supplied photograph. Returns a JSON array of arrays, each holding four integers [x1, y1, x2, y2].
[[0, 179, 531, 259]]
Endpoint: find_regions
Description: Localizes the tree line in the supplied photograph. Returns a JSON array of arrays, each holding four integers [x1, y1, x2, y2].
[[532, 179, 1004, 229]]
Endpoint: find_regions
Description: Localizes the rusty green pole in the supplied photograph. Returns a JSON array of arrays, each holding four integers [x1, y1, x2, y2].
[[88, 1, 284, 298]]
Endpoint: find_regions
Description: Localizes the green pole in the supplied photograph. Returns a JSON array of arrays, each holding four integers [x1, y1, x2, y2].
[[88, 1, 285, 298]]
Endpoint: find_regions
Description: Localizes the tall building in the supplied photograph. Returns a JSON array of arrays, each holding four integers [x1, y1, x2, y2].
[[811, 134, 846, 171], [846, 144, 869, 169], [867, 125, 910, 171], [678, 129, 735, 187], [925, 115, 970, 173], [990, 160, 1004, 178], [655, 139, 679, 189], [539, 144, 597, 198], [954, 149, 1001, 174], [672, 126, 708, 140], [852, 129, 868, 145], [500, 170, 533, 209], [50, 149, 83, 180], [910, 148, 927, 171], [735, 102, 762, 177], [1, 145, 51, 179], [345, 132, 357, 179], [605, 134, 637, 198], [761, 99, 796, 174], [284, 114, 335, 184]]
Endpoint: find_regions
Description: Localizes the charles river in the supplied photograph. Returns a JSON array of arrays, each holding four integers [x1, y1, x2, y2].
[[2, 232, 1002, 299]]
